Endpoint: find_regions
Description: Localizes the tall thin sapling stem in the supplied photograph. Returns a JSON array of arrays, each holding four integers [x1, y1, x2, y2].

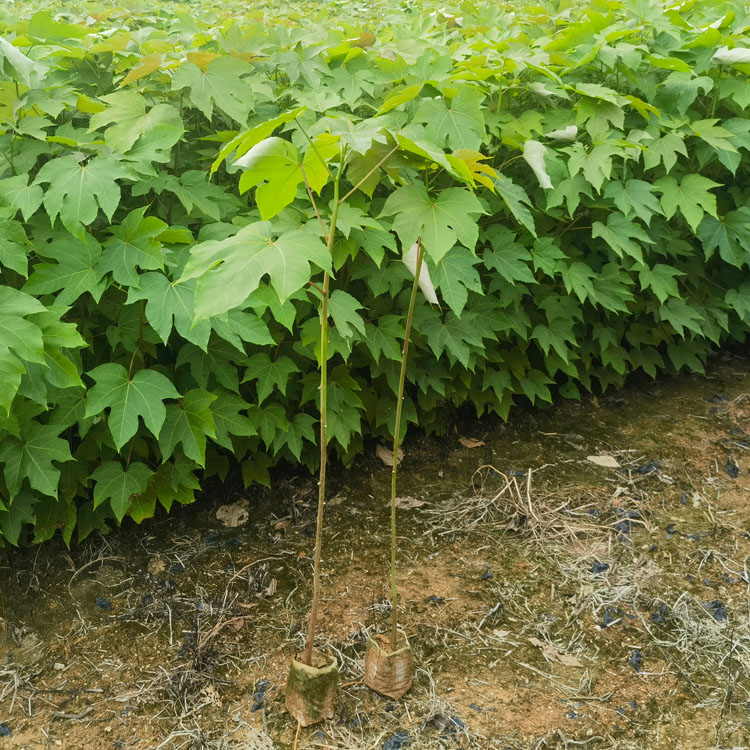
[[301, 161, 341, 668], [390, 237, 424, 649]]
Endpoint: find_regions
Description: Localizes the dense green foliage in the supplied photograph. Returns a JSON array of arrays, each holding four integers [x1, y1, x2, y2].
[[0, 0, 749, 546]]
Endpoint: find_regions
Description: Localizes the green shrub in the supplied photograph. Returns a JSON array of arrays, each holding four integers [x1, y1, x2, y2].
[[0, 0, 748, 546]]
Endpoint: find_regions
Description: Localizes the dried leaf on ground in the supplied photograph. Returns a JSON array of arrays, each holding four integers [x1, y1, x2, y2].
[[587, 455, 620, 468], [216, 499, 250, 527], [459, 436, 485, 448], [147, 554, 166, 576], [376, 443, 403, 466], [395, 496, 426, 509], [528, 637, 584, 667]]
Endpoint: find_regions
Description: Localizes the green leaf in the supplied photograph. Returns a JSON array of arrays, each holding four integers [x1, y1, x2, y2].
[[211, 391, 257, 450], [560, 261, 596, 303], [90, 461, 153, 522], [0, 218, 29, 277], [0, 289, 46, 407], [690, 119, 738, 154], [328, 289, 366, 338], [531, 237, 566, 276], [566, 142, 618, 193], [515, 368, 553, 405], [273, 412, 316, 460], [637, 263, 685, 303], [657, 298, 705, 337], [211, 310, 275, 352], [89, 91, 184, 154], [654, 174, 721, 233], [589, 262, 634, 312], [85, 364, 181, 450], [171, 56, 256, 124], [482, 227, 536, 284], [546, 175, 593, 217], [697, 208, 750, 268], [34, 156, 129, 237], [642, 131, 687, 173], [414, 85, 485, 150], [493, 174, 537, 236], [247, 402, 288, 446], [161, 171, 230, 221], [376, 84, 423, 115], [363, 316, 404, 364], [301, 133, 340, 194], [242, 353, 299, 404], [0, 491, 36, 546], [434, 246, 482, 316], [127, 272, 211, 349], [24, 231, 107, 304], [236, 137, 302, 220], [531, 316, 577, 362], [381, 184, 485, 263], [210, 107, 305, 175], [176, 340, 239, 393], [0, 174, 44, 221], [184, 221, 331, 317], [603, 180, 661, 225], [99, 207, 167, 286], [592, 212, 653, 263], [0, 423, 72, 500], [420, 311, 484, 367], [159, 389, 216, 466], [726, 283, 750, 323]]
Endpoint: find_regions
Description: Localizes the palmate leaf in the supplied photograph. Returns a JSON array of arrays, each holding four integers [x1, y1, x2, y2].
[[0, 218, 29, 277], [88, 91, 184, 154], [636, 263, 684, 303], [603, 179, 661, 225], [434, 246, 483, 316], [273, 412, 316, 461], [381, 184, 485, 263], [492, 175, 537, 236], [159, 389, 216, 466], [0, 423, 73, 500], [0, 288, 46, 412], [242, 353, 299, 404], [24, 231, 108, 304], [419, 311, 484, 368], [0, 174, 44, 221], [592, 212, 654, 263], [236, 137, 302, 219], [482, 226, 536, 285], [85, 364, 181, 450], [34, 156, 130, 238], [697, 208, 750, 268], [328, 290, 366, 338], [414, 85, 486, 150], [654, 174, 721, 233], [99, 208, 167, 286], [362, 316, 404, 364], [211, 391, 257, 450], [171, 55, 257, 124], [0, 491, 36, 546], [531, 316, 577, 362], [127, 272, 211, 349], [90, 461, 153, 522], [182, 221, 331, 319]]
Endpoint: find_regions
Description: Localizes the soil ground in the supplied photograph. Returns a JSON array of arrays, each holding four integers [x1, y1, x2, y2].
[[1, 352, 749, 750]]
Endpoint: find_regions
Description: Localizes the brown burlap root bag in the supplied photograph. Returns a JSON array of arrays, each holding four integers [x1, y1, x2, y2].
[[363, 632, 413, 699], [285, 651, 338, 727]]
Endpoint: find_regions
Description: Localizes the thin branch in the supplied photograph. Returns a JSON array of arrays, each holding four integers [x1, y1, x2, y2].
[[339, 145, 399, 204]]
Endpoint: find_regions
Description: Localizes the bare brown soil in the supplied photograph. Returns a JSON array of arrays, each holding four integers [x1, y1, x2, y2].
[[1, 353, 749, 749]]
